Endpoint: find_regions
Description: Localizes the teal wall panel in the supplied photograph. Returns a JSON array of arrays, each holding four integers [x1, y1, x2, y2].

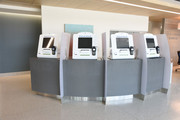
[[64, 24, 93, 34]]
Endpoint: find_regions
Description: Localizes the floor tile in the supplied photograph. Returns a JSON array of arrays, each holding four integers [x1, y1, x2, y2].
[[0, 72, 180, 120]]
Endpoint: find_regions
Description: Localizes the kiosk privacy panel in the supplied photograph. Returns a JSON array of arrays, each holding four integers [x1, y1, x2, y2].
[[73, 32, 97, 59], [156, 34, 172, 90], [110, 32, 135, 59]]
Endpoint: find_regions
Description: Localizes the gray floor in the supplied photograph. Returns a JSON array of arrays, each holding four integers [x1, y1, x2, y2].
[[0, 72, 180, 120]]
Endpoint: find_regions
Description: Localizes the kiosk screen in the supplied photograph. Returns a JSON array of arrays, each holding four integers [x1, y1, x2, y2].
[[116, 38, 129, 48], [78, 38, 92, 48], [42, 38, 54, 48], [146, 38, 155, 48]]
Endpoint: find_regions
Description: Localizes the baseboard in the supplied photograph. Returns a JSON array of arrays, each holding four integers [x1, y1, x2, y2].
[[0, 71, 30, 77]]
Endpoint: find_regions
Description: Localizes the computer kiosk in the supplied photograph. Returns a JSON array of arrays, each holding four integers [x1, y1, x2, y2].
[[144, 33, 160, 58], [133, 33, 169, 100], [30, 33, 70, 97], [103, 32, 142, 104], [37, 34, 60, 58], [61, 32, 104, 102], [72, 32, 97, 59]]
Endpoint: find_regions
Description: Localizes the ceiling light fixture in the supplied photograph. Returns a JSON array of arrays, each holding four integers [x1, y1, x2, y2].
[[0, 11, 41, 17], [104, 0, 180, 15], [0, 4, 41, 17], [0, 4, 40, 12]]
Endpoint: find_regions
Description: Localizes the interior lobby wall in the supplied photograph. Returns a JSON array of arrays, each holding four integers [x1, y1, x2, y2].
[[162, 18, 180, 65], [41, 6, 149, 57]]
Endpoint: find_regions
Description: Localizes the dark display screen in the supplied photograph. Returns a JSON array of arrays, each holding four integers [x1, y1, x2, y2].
[[78, 38, 92, 48], [42, 37, 54, 48], [146, 38, 155, 48], [116, 38, 129, 48]]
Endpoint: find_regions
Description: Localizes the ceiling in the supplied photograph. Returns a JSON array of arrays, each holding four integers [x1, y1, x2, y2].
[[0, 0, 180, 21], [142, 0, 180, 9]]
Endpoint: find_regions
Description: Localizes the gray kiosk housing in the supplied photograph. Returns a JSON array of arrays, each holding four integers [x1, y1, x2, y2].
[[106, 59, 142, 96], [63, 59, 104, 97], [102, 32, 142, 103], [30, 57, 60, 95], [133, 33, 171, 99]]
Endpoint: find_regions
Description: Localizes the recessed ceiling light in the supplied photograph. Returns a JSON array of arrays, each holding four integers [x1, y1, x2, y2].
[[0, 11, 41, 17], [104, 0, 180, 15], [0, 4, 40, 12], [0, 4, 41, 17]]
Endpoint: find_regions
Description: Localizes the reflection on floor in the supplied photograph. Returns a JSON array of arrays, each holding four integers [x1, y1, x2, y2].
[[0, 72, 180, 120]]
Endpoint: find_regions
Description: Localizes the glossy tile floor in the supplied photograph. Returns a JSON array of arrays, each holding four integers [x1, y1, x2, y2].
[[0, 72, 180, 120]]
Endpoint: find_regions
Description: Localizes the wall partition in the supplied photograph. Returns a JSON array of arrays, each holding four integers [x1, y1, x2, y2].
[[0, 13, 41, 73]]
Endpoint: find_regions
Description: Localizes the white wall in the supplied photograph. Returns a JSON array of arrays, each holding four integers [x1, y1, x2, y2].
[[41, 5, 149, 57]]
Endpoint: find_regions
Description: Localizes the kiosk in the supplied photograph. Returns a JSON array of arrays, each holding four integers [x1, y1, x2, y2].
[[61, 32, 104, 102], [133, 33, 167, 100], [72, 32, 98, 59], [30, 32, 171, 103], [103, 32, 142, 104], [37, 34, 59, 58], [30, 33, 71, 96]]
